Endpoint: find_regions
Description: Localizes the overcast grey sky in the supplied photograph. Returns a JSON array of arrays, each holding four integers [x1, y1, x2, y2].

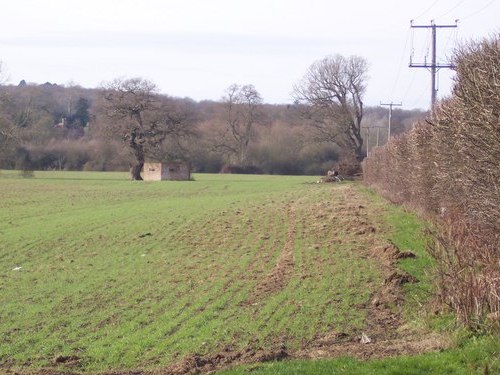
[[1, 0, 498, 109]]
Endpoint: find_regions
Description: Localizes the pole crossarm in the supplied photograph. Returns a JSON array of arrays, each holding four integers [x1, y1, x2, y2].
[[410, 23, 458, 28], [380, 102, 403, 107], [409, 62, 455, 69], [380, 102, 402, 140]]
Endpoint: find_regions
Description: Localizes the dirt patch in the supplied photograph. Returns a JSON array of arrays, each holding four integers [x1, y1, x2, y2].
[[354, 241, 420, 345], [296, 331, 448, 361], [161, 348, 289, 375], [153, 332, 446, 374]]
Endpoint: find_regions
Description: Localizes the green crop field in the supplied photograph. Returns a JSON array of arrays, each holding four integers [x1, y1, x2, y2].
[[0, 170, 496, 374]]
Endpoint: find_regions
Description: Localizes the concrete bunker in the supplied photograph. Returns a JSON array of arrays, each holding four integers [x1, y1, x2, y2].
[[143, 162, 191, 181]]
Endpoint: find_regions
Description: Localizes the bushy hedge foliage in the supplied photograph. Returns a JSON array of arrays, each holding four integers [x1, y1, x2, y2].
[[364, 34, 500, 330]]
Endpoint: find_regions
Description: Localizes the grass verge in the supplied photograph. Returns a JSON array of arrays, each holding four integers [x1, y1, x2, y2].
[[219, 335, 499, 374]]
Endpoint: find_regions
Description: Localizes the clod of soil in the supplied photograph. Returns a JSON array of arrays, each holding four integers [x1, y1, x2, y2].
[[396, 251, 417, 259], [385, 272, 419, 285], [370, 243, 416, 264], [52, 355, 80, 364]]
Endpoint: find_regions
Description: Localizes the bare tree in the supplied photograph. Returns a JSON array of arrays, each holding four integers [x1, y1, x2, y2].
[[213, 84, 263, 165], [0, 62, 19, 164], [0, 115, 19, 167], [293, 54, 368, 160], [101, 77, 195, 180]]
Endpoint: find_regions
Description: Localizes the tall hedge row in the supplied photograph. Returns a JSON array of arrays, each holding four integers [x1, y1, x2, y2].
[[364, 34, 500, 329]]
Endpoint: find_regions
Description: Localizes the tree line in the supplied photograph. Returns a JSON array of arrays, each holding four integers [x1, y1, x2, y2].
[[0, 55, 426, 178]]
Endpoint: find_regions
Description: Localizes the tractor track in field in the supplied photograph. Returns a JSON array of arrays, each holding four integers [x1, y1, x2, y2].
[[246, 204, 297, 304]]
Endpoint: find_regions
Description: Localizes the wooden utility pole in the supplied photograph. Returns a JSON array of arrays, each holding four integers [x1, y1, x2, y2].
[[409, 20, 458, 108], [363, 125, 386, 156], [380, 102, 402, 139]]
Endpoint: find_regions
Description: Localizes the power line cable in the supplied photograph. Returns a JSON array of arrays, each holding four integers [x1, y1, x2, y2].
[[408, 83, 429, 109], [443, 26, 459, 61], [412, 27, 432, 64], [436, 0, 468, 20], [410, 26, 415, 62], [389, 28, 412, 100], [424, 28, 432, 64], [402, 69, 419, 104], [401, 26, 428, 106], [414, 0, 441, 20], [416, 87, 429, 109], [462, 0, 497, 20]]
